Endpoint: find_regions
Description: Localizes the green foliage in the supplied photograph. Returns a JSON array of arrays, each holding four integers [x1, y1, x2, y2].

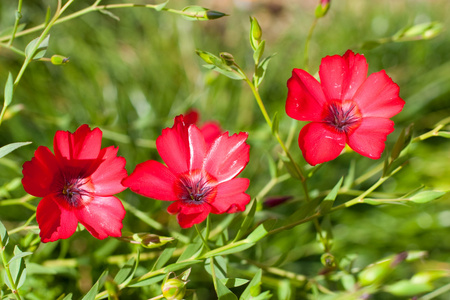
[[0, 0, 449, 299]]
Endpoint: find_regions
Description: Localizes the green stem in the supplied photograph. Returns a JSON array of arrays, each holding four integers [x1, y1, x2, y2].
[[8, 213, 37, 235], [7, 0, 23, 47], [330, 165, 403, 212], [255, 173, 290, 200], [0, 239, 22, 300], [0, 2, 224, 43], [303, 17, 318, 71], [240, 67, 307, 184], [194, 224, 210, 251]]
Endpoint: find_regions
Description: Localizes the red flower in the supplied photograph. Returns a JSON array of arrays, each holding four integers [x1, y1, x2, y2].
[[183, 109, 223, 146], [286, 50, 405, 165], [22, 125, 127, 242], [123, 115, 250, 228]]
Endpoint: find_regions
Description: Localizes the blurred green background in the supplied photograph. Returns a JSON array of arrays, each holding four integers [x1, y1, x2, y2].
[[0, 0, 449, 299]]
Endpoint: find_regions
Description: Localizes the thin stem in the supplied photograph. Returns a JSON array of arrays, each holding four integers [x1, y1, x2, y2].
[[0, 239, 22, 300], [7, 0, 24, 47], [8, 213, 37, 235], [239, 67, 307, 183], [255, 173, 290, 200], [194, 224, 210, 251], [303, 18, 318, 71], [0, 2, 224, 43], [330, 165, 403, 212]]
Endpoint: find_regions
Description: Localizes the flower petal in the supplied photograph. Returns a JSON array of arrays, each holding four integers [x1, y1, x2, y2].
[[286, 68, 327, 121], [75, 196, 126, 239], [347, 117, 394, 159], [210, 178, 250, 214], [54, 124, 102, 161], [156, 117, 206, 174], [298, 122, 346, 165], [22, 146, 61, 197], [90, 146, 127, 196], [319, 50, 368, 101], [36, 195, 78, 243], [167, 201, 212, 228], [122, 160, 178, 201], [203, 132, 250, 183], [201, 122, 223, 146], [352, 70, 405, 118]]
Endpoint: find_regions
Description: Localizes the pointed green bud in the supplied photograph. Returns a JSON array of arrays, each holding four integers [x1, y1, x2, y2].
[[206, 10, 227, 20], [161, 270, 191, 300], [182, 6, 227, 21], [219, 52, 235, 66], [162, 278, 186, 300], [315, 0, 330, 18], [358, 252, 407, 286], [249, 17, 262, 50], [51, 55, 69, 65], [195, 49, 215, 64]]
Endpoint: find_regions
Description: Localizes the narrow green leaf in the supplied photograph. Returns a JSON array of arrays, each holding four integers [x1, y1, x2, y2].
[[254, 53, 276, 87], [281, 197, 321, 227], [5, 246, 27, 290], [4, 73, 14, 107], [253, 40, 265, 65], [245, 219, 276, 243], [81, 270, 108, 300], [233, 199, 257, 242], [25, 35, 50, 60], [384, 280, 433, 297], [202, 242, 255, 259], [216, 277, 238, 300], [99, 9, 120, 21], [177, 238, 203, 262], [203, 64, 244, 80], [240, 269, 262, 300], [114, 257, 136, 285], [271, 111, 279, 135], [343, 160, 355, 189], [0, 142, 32, 159], [409, 190, 446, 204], [165, 260, 202, 273], [8, 252, 32, 266], [318, 177, 343, 214], [153, 241, 177, 271], [155, 0, 169, 11], [56, 293, 73, 300], [279, 154, 301, 180], [129, 274, 165, 288], [0, 220, 9, 247], [220, 278, 249, 288], [205, 256, 227, 279]]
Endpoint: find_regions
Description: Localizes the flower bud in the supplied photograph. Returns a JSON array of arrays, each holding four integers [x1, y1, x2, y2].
[[263, 195, 292, 208], [358, 252, 407, 286], [315, 0, 330, 18], [51, 55, 69, 65], [219, 52, 235, 66], [161, 269, 191, 300], [161, 278, 186, 300], [249, 17, 262, 50]]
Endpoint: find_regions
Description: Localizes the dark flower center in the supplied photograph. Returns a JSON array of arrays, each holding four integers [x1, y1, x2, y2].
[[176, 170, 217, 205], [323, 100, 362, 133], [59, 177, 94, 208]]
